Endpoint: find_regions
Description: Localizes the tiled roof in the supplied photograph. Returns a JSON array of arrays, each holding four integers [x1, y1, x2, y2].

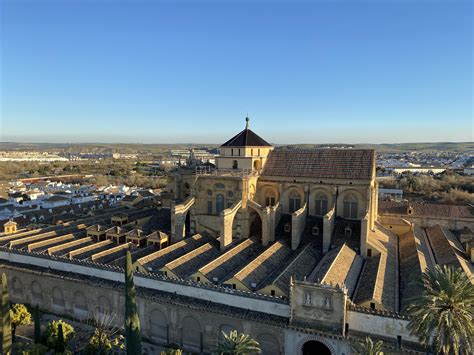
[[199, 238, 263, 282], [412, 226, 435, 271], [262, 149, 375, 180], [310, 243, 363, 297], [265, 243, 322, 296], [378, 200, 474, 219], [230, 240, 292, 290], [70, 240, 114, 260], [221, 128, 272, 147], [425, 225, 461, 267], [397, 230, 424, 311], [365, 223, 398, 312], [91, 243, 131, 264], [86, 224, 108, 233], [126, 228, 147, 239], [354, 254, 382, 305], [163, 242, 221, 279], [138, 234, 208, 272], [147, 231, 168, 242], [111, 245, 157, 267]]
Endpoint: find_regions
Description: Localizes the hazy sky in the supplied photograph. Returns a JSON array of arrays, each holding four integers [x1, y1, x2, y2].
[[1, 0, 472, 144]]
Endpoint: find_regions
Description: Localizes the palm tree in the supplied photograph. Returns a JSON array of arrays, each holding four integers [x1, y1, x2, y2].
[[405, 264, 474, 354], [352, 336, 383, 355], [214, 330, 261, 355]]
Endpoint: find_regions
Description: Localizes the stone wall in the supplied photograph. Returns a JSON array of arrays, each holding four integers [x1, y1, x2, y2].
[[0, 249, 289, 317], [346, 309, 419, 344], [2, 265, 285, 355]]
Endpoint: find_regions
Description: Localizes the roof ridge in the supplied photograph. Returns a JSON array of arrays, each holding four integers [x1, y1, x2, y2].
[[321, 243, 356, 285], [268, 243, 313, 285]]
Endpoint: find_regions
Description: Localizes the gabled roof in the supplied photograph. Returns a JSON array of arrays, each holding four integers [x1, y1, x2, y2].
[[221, 128, 272, 147]]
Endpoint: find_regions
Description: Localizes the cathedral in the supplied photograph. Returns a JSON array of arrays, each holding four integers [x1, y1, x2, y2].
[[168, 117, 379, 284], [1, 117, 472, 354]]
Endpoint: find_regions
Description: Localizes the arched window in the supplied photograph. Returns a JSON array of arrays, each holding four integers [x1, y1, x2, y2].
[[74, 291, 88, 312], [12, 277, 23, 297], [315, 193, 328, 216], [216, 194, 225, 214], [31, 281, 43, 305], [150, 309, 168, 343], [265, 193, 276, 207], [289, 191, 301, 213], [52, 287, 65, 309], [182, 316, 201, 352], [343, 193, 358, 219]]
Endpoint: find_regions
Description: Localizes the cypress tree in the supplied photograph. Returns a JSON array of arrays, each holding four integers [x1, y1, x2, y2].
[[1, 273, 12, 355], [56, 323, 65, 353], [33, 304, 41, 344], [124, 251, 142, 355]]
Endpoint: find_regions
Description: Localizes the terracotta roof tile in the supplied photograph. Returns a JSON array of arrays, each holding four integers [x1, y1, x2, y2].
[[379, 200, 474, 219], [262, 148, 375, 180]]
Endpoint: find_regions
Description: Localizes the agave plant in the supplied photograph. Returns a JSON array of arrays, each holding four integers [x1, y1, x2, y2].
[[405, 264, 474, 355], [214, 330, 261, 355]]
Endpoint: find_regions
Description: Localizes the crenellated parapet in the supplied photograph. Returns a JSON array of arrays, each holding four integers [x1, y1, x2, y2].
[[290, 278, 348, 336]]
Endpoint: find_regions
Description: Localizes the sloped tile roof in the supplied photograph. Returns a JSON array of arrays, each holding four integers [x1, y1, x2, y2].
[[425, 225, 461, 267], [199, 238, 263, 282], [378, 200, 474, 219], [365, 223, 398, 311], [262, 148, 375, 180], [397, 230, 424, 311], [230, 240, 292, 290], [353, 254, 382, 305], [163, 242, 221, 279], [267, 243, 322, 296], [138, 234, 208, 272]]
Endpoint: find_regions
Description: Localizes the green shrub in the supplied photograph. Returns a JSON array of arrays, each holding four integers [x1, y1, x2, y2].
[[45, 320, 74, 350]]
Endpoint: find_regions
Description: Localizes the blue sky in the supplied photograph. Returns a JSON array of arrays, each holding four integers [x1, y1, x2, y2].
[[0, 0, 472, 144]]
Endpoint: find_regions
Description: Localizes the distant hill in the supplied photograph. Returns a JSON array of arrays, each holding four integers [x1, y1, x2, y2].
[[279, 142, 474, 153], [0, 141, 472, 153]]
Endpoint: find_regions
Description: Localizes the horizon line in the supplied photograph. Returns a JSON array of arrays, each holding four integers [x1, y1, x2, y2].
[[0, 141, 472, 146]]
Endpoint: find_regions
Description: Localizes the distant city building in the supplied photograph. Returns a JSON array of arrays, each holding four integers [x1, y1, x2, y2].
[[112, 153, 138, 159], [378, 188, 403, 201]]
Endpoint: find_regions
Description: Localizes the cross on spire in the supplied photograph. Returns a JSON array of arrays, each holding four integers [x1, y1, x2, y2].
[[245, 114, 250, 129]]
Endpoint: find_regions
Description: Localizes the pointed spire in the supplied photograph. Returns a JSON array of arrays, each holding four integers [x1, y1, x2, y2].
[[245, 114, 250, 129]]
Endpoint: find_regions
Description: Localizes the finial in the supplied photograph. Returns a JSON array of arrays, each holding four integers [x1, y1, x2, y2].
[[245, 114, 250, 129]]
